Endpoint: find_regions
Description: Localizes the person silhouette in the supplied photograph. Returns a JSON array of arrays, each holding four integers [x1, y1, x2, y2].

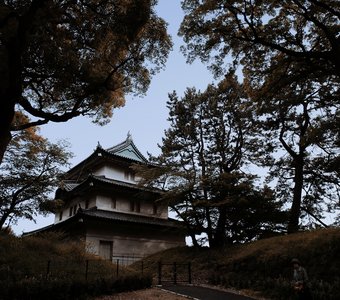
[[291, 258, 312, 300]]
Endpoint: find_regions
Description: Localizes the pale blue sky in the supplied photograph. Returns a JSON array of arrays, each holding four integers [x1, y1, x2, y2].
[[12, 0, 216, 235]]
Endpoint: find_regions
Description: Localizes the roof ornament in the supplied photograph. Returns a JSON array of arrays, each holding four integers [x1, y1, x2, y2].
[[96, 141, 102, 149], [127, 131, 132, 141]]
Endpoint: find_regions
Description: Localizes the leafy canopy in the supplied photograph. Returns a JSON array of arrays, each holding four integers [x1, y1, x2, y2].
[[0, 117, 72, 229], [179, 0, 340, 101], [135, 74, 286, 246], [179, 0, 340, 232], [0, 0, 172, 162]]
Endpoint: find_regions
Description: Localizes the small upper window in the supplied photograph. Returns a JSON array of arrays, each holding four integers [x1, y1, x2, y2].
[[124, 171, 135, 181], [111, 197, 116, 209], [153, 203, 158, 215], [130, 200, 140, 213], [135, 200, 140, 213]]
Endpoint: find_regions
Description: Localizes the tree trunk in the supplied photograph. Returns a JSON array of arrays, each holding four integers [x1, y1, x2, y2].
[[1, 6, 26, 165], [0, 212, 10, 229], [204, 207, 214, 247], [0, 89, 15, 165], [0, 127, 12, 165], [287, 154, 304, 234], [0, 197, 16, 229], [189, 233, 200, 247], [210, 206, 227, 248]]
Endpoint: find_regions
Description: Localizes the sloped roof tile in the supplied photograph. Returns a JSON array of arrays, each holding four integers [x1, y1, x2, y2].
[[81, 208, 183, 228], [105, 134, 148, 163]]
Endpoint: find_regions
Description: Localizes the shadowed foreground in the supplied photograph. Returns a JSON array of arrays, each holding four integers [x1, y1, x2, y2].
[[96, 286, 262, 300]]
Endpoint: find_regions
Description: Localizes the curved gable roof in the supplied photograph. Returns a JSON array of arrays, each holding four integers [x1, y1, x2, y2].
[[62, 174, 162, 194], [64, 134, 150, 180], [105, 134, 148, 163]]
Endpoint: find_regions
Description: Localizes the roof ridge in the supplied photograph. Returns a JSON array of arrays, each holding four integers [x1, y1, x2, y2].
[[105, 135, 148, 163]]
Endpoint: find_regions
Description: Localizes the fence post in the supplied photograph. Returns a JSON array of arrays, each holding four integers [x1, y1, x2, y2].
[[173, 262, 177, 285], [158, 261, 162, 285], [116, 259, 119, 277], [85, 260, 89, 280], [188, 262, 192, 284], [46, 260, 51, 279]]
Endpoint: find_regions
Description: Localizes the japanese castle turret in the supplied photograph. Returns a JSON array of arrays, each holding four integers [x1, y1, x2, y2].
[[26, 134, 186, 263]]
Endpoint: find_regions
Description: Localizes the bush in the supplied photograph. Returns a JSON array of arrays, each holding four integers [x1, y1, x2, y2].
[[206, 228, 340, 300], [0, 233, 152, 299], [137, 228, 340, 300], [0, 275, 152, 300]]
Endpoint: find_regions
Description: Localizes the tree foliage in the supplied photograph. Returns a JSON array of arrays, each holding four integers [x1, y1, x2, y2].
[[179, 0, 340, 232], [180, 0, 340, 84], [0, 0, 172, 163], [249, 73, 339, 232], [135, 74, 286, 247], [0, 118, 72, 229]]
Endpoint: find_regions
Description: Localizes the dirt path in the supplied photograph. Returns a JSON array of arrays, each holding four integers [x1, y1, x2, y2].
[[95, 288, 189, 300], [95, 286, 267, 300]]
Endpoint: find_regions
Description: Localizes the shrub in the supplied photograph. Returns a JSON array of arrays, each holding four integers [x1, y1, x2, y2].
[[0, 233, 151, 299]]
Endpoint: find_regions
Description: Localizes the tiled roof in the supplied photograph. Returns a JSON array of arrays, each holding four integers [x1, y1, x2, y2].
[[23, 208, 185, 236], [105, 134, 148, 163], [91, 175, 139, 189], [62, 175, 161, 194], [63, 181, 79, 191], [64, 135, 150, 179], [81, 209, 184, 228]]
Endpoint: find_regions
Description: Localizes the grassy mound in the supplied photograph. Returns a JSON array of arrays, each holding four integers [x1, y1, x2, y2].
[[0, 231, 151, 299], [136, 228, 340, 300]]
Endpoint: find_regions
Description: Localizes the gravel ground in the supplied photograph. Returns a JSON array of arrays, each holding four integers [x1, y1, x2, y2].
[[95, 286, 268, 300], [95, 288, 189, 300]]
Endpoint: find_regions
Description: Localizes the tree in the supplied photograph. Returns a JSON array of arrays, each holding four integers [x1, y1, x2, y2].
[[0, 0, 172, 163], [179, 0, 339, 134], [179, 0, 340, 233], [135, 73, 286, 247], [0, 117, 72, 229], [180, 0, 340, 83], [252, 75, 340, 233]]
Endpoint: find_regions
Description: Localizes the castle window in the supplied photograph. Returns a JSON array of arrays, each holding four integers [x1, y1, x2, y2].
[[111, 197, 116, 209], [124, 171, 135, 181], [69, 205, 78, 216], [136, 200, 140, 212], [130, 200, 140, 213], [59, 211, 63, 221]]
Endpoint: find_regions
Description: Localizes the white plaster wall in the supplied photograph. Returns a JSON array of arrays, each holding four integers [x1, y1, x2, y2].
[[86, 196, 96, 209], [141, 201, 168, 219], [95, 194, 136, 214], [85, 231, 185, 259], [111, 236, 183, 256], [54, 195, 96, 223], [54, 197, 81, 223], [96, 194, 114, 210], [115, 196, 131, 212], [54, 193, 168, 223], [93, 165, 138, 184], [94, 194, 168, 219], [155, 204, 168, 219], [141, 201, 153, 215]]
